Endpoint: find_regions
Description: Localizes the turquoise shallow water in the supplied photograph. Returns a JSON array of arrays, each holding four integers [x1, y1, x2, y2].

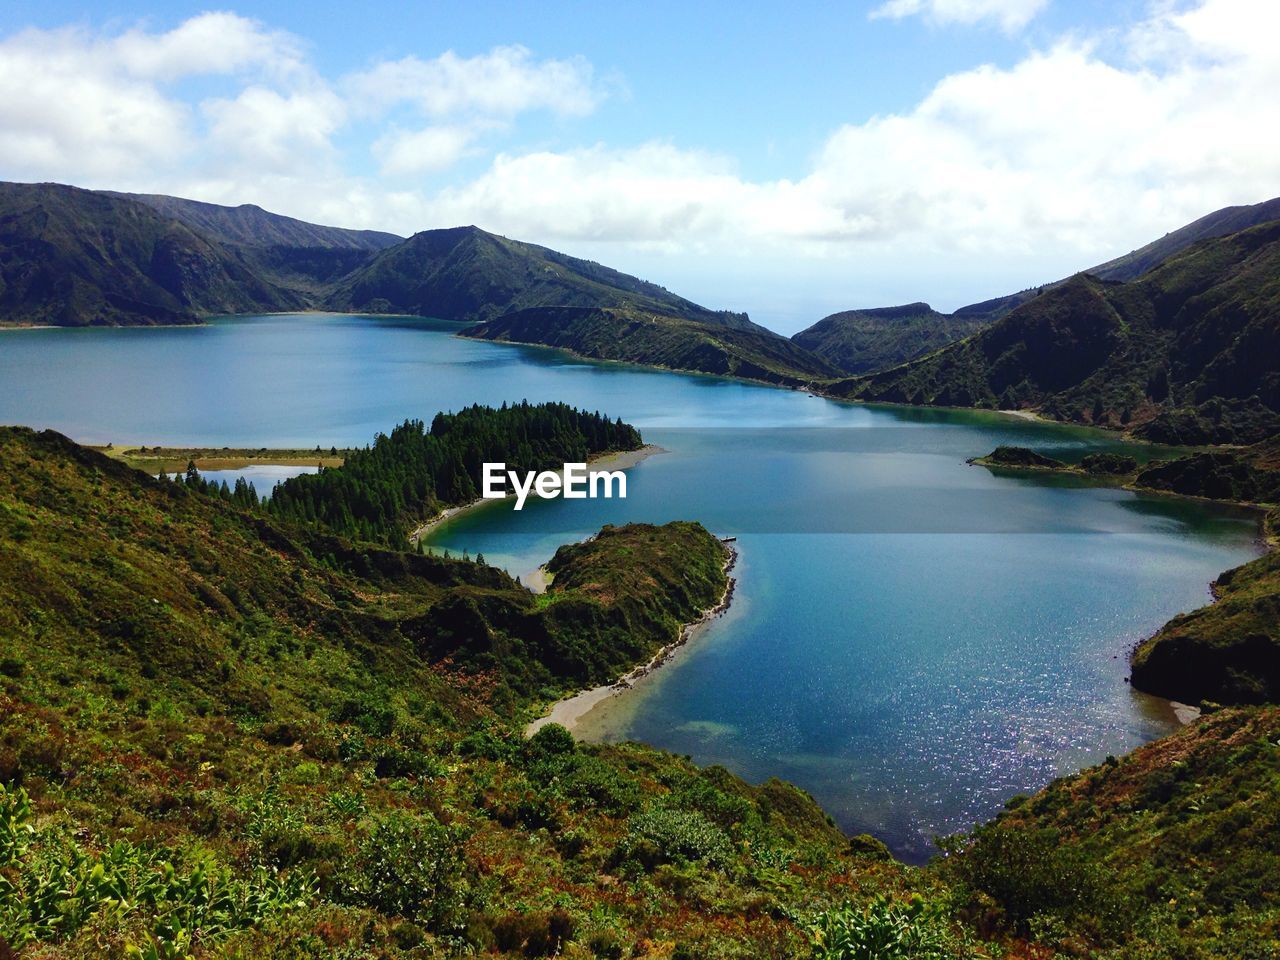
[[1, 314, 1263, 861]]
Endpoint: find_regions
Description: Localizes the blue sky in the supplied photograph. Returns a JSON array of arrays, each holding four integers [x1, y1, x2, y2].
[[2, 0, 1278, 332]]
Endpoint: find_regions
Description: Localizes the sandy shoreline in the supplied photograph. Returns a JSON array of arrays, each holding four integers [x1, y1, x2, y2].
[[526, 542, 738, 737], [409, 443, 664, 543]]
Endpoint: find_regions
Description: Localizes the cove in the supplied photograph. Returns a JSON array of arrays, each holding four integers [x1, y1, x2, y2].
[[0, 313, 1264, 862]]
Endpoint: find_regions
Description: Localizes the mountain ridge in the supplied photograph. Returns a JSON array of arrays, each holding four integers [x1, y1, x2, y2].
[[824, 217, 1280, 444]]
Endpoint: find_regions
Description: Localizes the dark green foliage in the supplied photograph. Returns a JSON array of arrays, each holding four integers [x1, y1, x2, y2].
[[267, 402, 641, 545], [1079, 452, 1138, 474], [462, 305, 841, 387], [972, 446, 1067, 469], [943, 826, 1114, 936], [1135, 442, 1280, 504], [792, 303, 988, 376], [1131, 547, 1280, 704], [616, 807, 735, 871]]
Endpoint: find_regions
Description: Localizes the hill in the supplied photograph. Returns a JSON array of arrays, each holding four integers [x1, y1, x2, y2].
[[802, 197, 1280, 373], [0, 182, 301, 326], [953, 195, 1280, 324], [0, 423, 944, 958], [110, 192, 403, 296], [460, 304, 843, 387], [827, 218, 1280, 444], [791, 302, 989, 375], [0, 182, 760, 336], [944, 704, 1280, 958], [324, 225, 759, 329]]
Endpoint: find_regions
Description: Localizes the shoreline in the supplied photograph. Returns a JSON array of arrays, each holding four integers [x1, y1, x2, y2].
[[409, 443, 665, 543], [526, 542, 738, 737]]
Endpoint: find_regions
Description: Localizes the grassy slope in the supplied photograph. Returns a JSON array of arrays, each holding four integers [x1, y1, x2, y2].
[[791, 303, 989, 376], [828, 220, 1280, 444], [0, 427, 932, 958], [461, 305, 842, 387], [0, 182, 301, 326], [946, 706, 1280, 958], [324, 226, 758, 330]]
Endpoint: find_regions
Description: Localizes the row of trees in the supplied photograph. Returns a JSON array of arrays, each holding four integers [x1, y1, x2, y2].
[[263, 402, 641, 546]]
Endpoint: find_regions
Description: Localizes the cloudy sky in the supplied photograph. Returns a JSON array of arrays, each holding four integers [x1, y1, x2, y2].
[[2, 0, 1278, 332]]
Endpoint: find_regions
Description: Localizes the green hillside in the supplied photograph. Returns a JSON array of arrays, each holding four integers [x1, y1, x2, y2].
[[324, 225, 757, 330], [944, 705, 1280, 958], [110, 192, 403, 296], [791, 302, 988, 375], [952, 195, 1280, 324], [828, 219, 1280, 444], [0, 425, 954, 958], [0, 183, 301, 326], [461, 305, 842, 387]]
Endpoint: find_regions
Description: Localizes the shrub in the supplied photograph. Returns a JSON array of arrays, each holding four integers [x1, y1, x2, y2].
[[808, 895, 957, 960], [616, 807, 734, 871], [346, 813, 468, 931], [947, 826, 1114, 935], [523, 723, 576, 761]]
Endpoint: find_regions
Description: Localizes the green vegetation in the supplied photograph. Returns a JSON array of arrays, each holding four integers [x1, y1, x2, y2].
[[791, 303, 988, 376], [942, 706, 1280, 958], [0, 425, 960, 958], [266, 402, 640, 545], [0, 182, 302, 326], [829, 218, 1280, 443], [324, 225, 756, 330], [111, 192, 402, 297], [461, 305, 841, 387], [968, 446, 1067, 470], [1131, 546, 1280, 706]]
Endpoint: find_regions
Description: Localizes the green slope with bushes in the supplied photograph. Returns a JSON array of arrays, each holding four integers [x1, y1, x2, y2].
[[943, 706, 1280, 959], [0, 426, 956, 958], [791, 303, 989, 376], [461, 305, 842, 387]]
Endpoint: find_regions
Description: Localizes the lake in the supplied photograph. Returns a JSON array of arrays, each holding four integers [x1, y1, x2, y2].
[[0, 313, 1263, 861]]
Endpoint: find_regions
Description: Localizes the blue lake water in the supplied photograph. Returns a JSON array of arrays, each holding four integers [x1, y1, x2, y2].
[[0, 314, 1263, 861]]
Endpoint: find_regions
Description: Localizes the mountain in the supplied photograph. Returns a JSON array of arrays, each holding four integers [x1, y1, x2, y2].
[[0, 182, 301, 326], [0, 182, 758, 336], [324, 224, 759, 329], [110, 191, 404, 295], [827, 217, 1280, 444], [953, 195, 1280, 324], [791, 302, 989, 375], [802, 197, 1280, 375], [460, 304, 843, 386]]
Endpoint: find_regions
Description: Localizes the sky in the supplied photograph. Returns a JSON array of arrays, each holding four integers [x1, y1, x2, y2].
[[2, 0, 1279, 333]]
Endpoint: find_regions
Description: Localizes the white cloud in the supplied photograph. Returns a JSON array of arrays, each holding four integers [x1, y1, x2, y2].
[[345, 45, 603, 118], [869, 0, 1050, 32], [0, 1, 1278, 324], [203, 85, 346, 172], [373, 125, 480, 176], [414, 0, 1280, 265]]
